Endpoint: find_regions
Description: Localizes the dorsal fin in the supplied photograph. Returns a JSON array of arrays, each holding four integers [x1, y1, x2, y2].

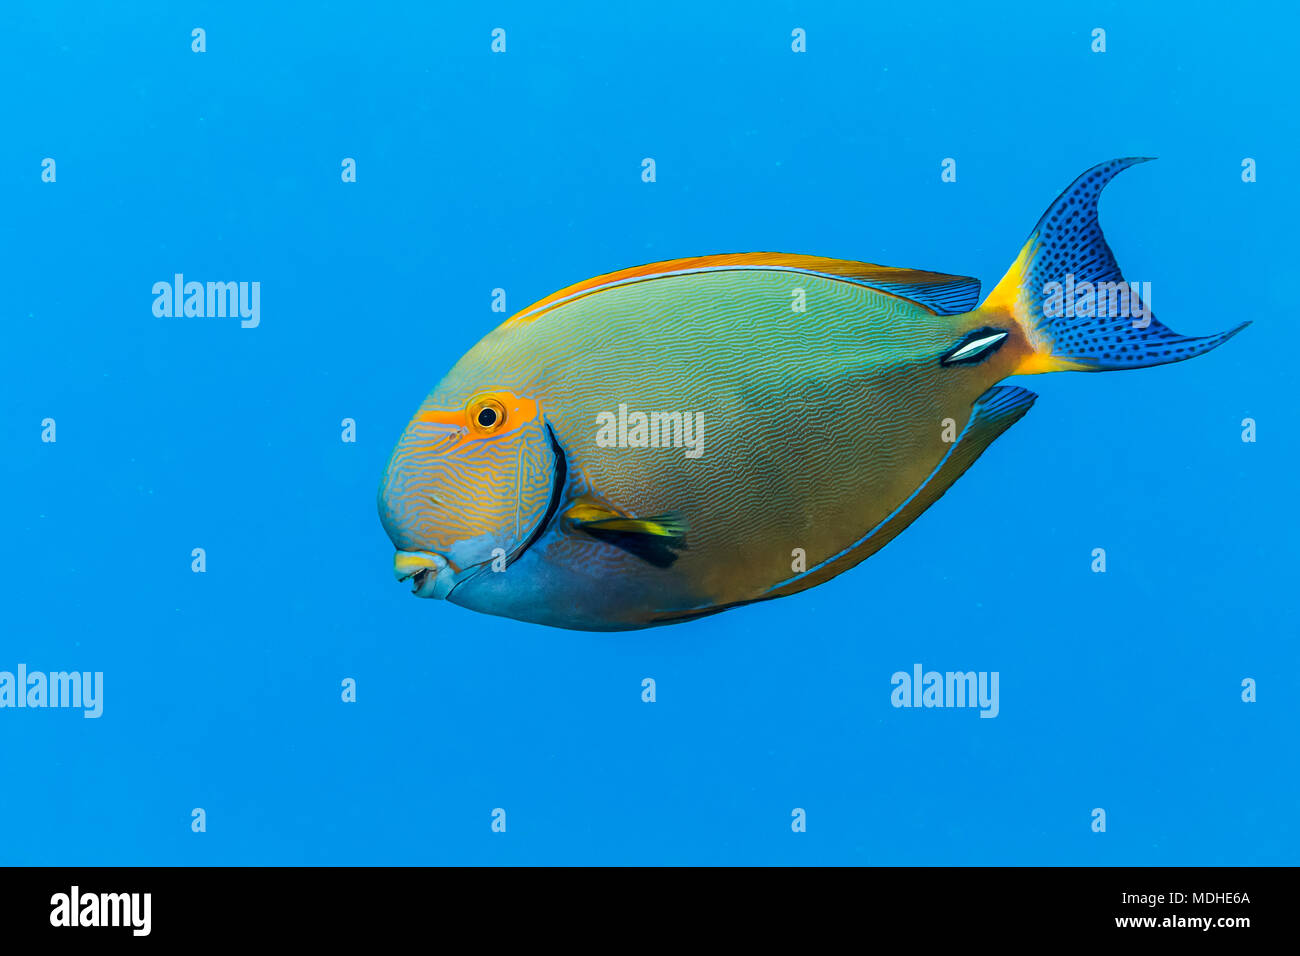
[[507, 253, 982, 325]]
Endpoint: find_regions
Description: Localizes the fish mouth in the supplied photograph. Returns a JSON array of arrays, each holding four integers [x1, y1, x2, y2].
[[409, 568, 437, 597], [393, 550, 452, 599]]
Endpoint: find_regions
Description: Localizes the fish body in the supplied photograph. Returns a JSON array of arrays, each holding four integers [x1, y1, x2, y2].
[[379, 159, 1246, 630]]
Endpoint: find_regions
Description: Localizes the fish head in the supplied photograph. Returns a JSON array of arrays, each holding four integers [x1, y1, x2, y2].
[[378, 387, 561, 600]]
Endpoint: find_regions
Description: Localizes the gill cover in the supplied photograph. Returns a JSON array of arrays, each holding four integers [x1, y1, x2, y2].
[[378, 390, 558, 572]]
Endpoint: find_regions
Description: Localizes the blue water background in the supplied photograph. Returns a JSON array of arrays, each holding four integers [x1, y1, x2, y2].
[[1, 1, 1295, 864]]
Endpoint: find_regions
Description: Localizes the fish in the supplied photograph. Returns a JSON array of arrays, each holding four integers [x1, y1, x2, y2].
[[378, 158, 1247, 631]]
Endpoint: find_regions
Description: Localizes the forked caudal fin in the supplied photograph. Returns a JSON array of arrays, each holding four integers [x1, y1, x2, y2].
[[977, 157, 1248, 373]]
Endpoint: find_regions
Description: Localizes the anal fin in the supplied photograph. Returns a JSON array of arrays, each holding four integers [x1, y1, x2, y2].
[[764, 385, 1038, 598]]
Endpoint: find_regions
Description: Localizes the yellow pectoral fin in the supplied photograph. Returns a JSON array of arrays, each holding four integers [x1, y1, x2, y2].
[[564, 500, 617, 525], [582, 516, 687, 537], [565, 498, 688, 567]]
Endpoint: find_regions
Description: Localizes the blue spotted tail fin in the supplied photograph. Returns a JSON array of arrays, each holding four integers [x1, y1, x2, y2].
[[978, 158, 1248, 373]]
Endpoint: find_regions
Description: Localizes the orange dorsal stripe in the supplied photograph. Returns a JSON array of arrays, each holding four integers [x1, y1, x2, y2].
[[505, 253, 978, 325]]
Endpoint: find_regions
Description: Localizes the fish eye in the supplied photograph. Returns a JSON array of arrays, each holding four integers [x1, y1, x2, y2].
[[468, 396, 507, 434]]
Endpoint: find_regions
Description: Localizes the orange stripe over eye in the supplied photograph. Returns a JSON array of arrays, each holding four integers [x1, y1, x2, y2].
[[416, 391, 540, 449]]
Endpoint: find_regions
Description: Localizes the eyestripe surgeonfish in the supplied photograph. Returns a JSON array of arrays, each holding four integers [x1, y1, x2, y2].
[[379, 159, 1247, 631]]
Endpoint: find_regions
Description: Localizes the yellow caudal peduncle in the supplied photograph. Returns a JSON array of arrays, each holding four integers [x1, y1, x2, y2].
[[976, 236, 1090, 375]]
